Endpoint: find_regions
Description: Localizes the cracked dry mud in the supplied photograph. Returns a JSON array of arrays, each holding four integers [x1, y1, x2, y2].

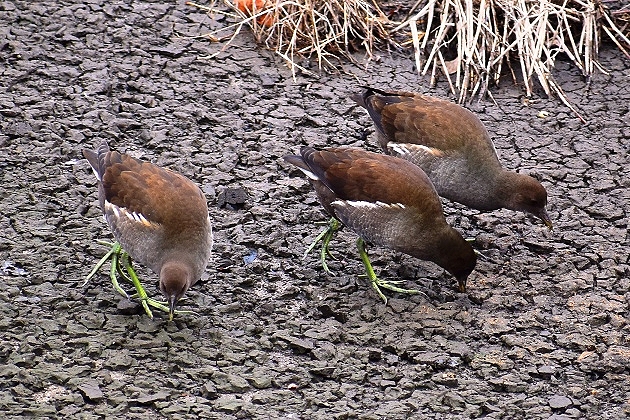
[[1, 1, 629, 419]]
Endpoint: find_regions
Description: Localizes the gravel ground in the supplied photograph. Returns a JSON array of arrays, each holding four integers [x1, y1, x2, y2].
[[1, 1, 629, 419]]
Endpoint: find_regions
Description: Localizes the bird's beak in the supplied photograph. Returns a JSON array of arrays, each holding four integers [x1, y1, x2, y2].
[[168, 296, 177, 321], [539, 209, 553, 230]]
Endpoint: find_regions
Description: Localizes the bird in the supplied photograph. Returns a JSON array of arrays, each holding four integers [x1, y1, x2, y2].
[[82, 141, 213, 320], [350, 87, 553, 228], [285, 146, 476, 303]]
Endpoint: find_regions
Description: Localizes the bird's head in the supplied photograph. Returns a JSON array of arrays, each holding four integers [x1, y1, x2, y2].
[[505, 174, 552, 229], [159, 261, 193, 321]]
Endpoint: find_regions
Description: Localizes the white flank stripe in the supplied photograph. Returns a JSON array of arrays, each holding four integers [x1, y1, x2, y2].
[[333, 200, 405, 210], [390, 143, 410, 156], [90, 168, 102, 182], [126, 210, 153, 226], [105, 201, 153, 227], [296, 167, 319, 181], [138, 213, 151, 226], [105, 201, 121, 219], [391, 142, 441, 157]]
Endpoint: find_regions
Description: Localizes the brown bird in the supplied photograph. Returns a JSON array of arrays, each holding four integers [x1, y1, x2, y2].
[[285, 147, 476, 303], [82, 142, 213, 319], [351, 87, 553, 228]]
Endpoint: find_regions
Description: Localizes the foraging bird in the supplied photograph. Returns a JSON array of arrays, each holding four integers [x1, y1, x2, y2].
[[285, 147, 476, 303], [351, 87, 553, 228], [82, 142, 213, 319]]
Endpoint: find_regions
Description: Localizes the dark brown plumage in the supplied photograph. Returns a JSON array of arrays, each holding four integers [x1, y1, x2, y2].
[[83, 142, 212, 317], [351, 87, 552, 228], [285, 146, 476, 299]]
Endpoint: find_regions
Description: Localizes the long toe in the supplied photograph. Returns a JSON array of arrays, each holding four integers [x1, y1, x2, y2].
[[369, 280, 389, 305], [376, 279, 422, 295], [304, 218, 341, 274]]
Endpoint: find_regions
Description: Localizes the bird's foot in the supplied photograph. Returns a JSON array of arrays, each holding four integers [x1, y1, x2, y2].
[[126, 293, 198, 319], [371, 277, 423, 305], [356, 238, 424, 305], [84, 241, 131, 299], [119, 255, 196, 320], [84, 241, 123, 293], [304, 217, 340, 274]]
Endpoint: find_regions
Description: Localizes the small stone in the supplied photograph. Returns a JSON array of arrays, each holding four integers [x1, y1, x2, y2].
[[273, 333, 314, 353], [538, 365, 556, 376], [374, 401, 410, 417], [217, 187, 249, 209], [482, 317, 513, 335], [149, 45, 186, 58], [564, 408, 583, 418], [137, 317, 161, 333], [202, 381, 218, 399], [380, 379, 396, 388], [0, 364, 20, 378], [137, 391, 170, 404], [103, 353, 135, 370], [601, 346, 630, 371], [432, 372, 458, 386], [214, 396, 243, 413], [408, 351, 450, 368], [211, 372, 250, 393], [387, 298, 410, 313], [549, 395, 572, 409], [249, 375, 272, 389], [250, 392, 269, 404], [226, 374, 250, 392], [78, 312, 105, 329], [77, 380, 104, 402], [117, 298, 141, 315], [258, 72, 279, 88], [309, 366, 336, 378], [442, 392, 466, 408]]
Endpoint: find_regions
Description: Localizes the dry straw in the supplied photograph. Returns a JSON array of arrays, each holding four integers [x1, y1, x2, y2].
[[186, 0, 398, 75], [398, 0, 630, 119], [188, 1, 629, 112]]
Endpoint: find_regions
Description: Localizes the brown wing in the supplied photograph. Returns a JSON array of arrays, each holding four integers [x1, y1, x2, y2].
[[352, 88, 499, 161], [98, 151, 207, 229], [299, 147, 444, 220]]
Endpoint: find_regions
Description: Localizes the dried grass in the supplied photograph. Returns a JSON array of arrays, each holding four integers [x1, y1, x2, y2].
[[187, 0, 400, 75], [610, 2, 630, 41], [187, 0, 629, 113], [399, 0, 630, 117]]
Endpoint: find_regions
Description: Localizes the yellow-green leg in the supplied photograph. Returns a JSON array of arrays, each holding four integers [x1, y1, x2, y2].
[[356, 238, 422, 305], [118, 251, 154, 318], [304, 217, 340, 274]]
